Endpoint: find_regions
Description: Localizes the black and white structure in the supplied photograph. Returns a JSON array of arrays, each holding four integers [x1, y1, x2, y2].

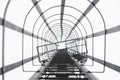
[[0, 0, 120, 80]]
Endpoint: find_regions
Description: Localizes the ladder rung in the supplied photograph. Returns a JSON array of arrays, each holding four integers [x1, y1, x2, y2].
[[39, 77, 88, 80], [42, 73, 85, 75]]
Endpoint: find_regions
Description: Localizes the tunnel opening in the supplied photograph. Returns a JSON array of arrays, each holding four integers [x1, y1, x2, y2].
[[1, 0, 120, 80]]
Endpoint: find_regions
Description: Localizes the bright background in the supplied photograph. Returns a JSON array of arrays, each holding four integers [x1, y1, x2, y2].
[[0, 0, 120, 80]]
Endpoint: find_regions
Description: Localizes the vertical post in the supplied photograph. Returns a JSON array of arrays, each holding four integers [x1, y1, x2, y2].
[[46, 45, 49, 59], [2, 17, 5, 80], [2, 1, 11, 80], [36, 46, 41, 63], [75, 40, 79, 53]]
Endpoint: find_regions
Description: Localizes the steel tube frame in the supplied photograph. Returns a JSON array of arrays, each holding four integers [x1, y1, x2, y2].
[[87, 55, 120, 73], [67, 51, 98, 80], [65, 0, 99, 40], [37, 24, 120, 48], [0, 18, 53, 43], [29, 52, 57, 80], [60, 0, 66, 40], [31, 0, 58, 42], [1, 0, 120, 77], [0, 55, 38, 75]]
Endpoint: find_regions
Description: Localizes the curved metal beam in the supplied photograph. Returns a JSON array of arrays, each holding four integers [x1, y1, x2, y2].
[[65, 0, 99, 40], [31, 0, 58, 42]]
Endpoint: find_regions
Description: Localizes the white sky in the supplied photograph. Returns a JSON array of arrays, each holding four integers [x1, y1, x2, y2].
[[0, 0, 120, 80]]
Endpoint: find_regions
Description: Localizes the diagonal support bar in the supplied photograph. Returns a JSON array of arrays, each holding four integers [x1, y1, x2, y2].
[[0, 18, 53, 43], [60, 0, 66, 41], [87, 55, 120, 73], [36, 24, 120, 47], [65, 0, 99, 40], [31, 0, 58, 41], [87, 25, 120, 38], [0, 55, 38, 75]]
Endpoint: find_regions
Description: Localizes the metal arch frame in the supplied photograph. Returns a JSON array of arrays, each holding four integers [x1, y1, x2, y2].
[[42, 27, 94, 67], [34, 23, 79, 66], [39, 18, 94, 66], [40, 21, 82, 54], [1, 0, 120, 79], [37, 24, 80, 48], [43, 25, 78, 50], [39, 25, 77, 63], [31, 0, 58, 42], [0, 0, 54, 75], [0, 25, 119, 73], [37, 25, 78, 63], [34, 11, 94, 63], [36, 17, 83, 45], [65, 0, 99, 40], [46, 24, 79, 41], [34, 12, 93, 41], [38, 26, 84, 66], [42, 18, 86, 40], [43, 23, 80, 48], [58, 3, 96, 67], [35, 13, 87, 44], [27, 2, 95, 59], [0, 18, 120, 78], [36, 15, 85, 49], [38, 13, 94, 65], [30, 13, 58, 66], [37, 26, 80, 65], [40, 19, 83, 41], [42, 22, 82, 53], [32, 15, 46, 66], [43, 23, 80, 43], [22, 1, 52, 72], [0, 18, 54, 69], [64, 0, 104, 68], [35, 13, 93, 67], [0, 23, 119, 73], [88, 0, 107, 73], [22, 0, 62, 72], [21, 1, 63, 72], [38, 22, 117, 50], [37, 15, 87, 46], [0, 0, 46, 76], [38, 28, 81, 48], [29, 5, 95, 58], [30, 5, 95, 39]]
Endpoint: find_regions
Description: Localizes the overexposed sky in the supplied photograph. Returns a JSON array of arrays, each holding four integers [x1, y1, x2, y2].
[[0, 0, 120, 80]]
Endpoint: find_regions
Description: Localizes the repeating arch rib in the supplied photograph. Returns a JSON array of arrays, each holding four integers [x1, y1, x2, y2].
[[65, 0, 99, 40], [0, 18, 53, 44], [31, 0, 58, 42]]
